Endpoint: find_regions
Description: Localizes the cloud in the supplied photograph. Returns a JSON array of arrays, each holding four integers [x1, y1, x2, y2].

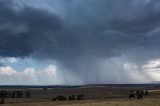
[[0, 65, 62, 85], [0, 64, 86, 85], [0, 0, 160, 84], [0, 62, 152, 85], [2, 0, 160, 59], [0, 57, 17, 63], [141, 59, 160, 81], [9, 57, 17, 63], [0, 66, 17, 75]]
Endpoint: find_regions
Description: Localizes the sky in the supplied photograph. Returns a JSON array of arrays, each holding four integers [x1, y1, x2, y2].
[[0, 0, 160, 85]]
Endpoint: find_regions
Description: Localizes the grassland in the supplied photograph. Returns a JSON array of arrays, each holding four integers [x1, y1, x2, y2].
[[1, 87, 160, 106]]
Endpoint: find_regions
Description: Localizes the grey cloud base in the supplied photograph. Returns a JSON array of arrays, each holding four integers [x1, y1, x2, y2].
[[0, 0, 160, 84]]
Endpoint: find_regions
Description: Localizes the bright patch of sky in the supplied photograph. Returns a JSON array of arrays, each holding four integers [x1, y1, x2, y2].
[[142, 59, 160, 81], [0, 64, 61, 85], [0, 57, 57, 72], [0, 57, 84, 85]]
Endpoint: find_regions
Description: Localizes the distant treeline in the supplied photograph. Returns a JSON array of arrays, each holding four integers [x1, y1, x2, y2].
[[0, 84, 160, 89], [86, 84, 160, 88]]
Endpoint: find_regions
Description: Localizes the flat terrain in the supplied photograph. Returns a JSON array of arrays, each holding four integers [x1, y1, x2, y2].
[[3, 98, 160, 106], [0, 86, 160, 106]]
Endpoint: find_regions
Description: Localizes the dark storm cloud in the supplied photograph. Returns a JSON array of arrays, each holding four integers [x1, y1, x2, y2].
[[1, 0, 160, 58], [1, 0, 160, 83], [0, 0, 79, 59]]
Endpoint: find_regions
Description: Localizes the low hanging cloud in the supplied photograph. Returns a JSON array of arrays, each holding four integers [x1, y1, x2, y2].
[[0, 0, 160, 84]]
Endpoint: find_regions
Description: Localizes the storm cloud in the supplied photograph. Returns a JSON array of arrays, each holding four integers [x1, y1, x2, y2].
[[1, 0, 160, 84]]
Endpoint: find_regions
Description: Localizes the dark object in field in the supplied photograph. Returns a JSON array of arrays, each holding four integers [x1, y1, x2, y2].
[[0, 91, 6, 104], [129, 94, 135, 99], [130, 90, 144, 100], [136, 90, 140, 96], [16, 91, 23, 98], [6, 91, 15, 98], [129, 90, 135, 99], [144, 90, 148, 95], [0, 97, 5, 104], [77, 94, 85, 100], [135, 90, 143, 100], [141, 90, 144, 95], [68, 95, 75, 100], [52, 97, 57, 101], [0, 90, 23, 98], [57, 95, 67, 101], [0, 90, 7, 98], [43, 87, 48, 90], [137, 93, 143, 100], [25, 91, 31, 98], [12, 91, 16, 98]]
